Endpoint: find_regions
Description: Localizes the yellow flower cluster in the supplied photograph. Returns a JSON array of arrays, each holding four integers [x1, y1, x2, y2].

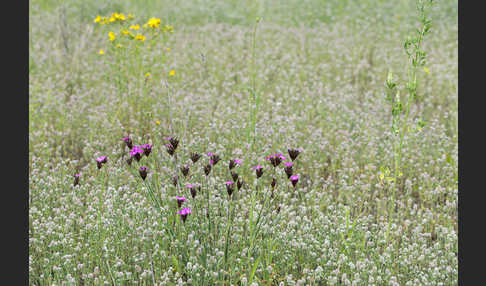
[[94, 12, 129, 25], [146, 17, 161, 28]]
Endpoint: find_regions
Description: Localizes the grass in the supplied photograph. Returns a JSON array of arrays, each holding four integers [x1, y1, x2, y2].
[[29, 0, 457, 285]]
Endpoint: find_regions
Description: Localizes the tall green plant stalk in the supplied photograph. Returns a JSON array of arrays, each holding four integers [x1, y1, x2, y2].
[[247, 17, 261, 148], [385, 0, 434, 243]]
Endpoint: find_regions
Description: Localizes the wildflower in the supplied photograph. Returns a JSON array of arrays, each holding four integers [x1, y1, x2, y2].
[[127, 13, 135, 19], [164, 25, 174, 33], [231, 171, 239, 182], [424, 66, 431, 75], [122, 136, 133, 149], [155, 120, 160, 125], [94, 15, 101, 23], [142, 144, 152, 156], [185, 184, 198, 198], [176, 196, 186, 208], [121, 29, 130, 35], [172, 175, 178, 187], [237, 179, 243, 190], [139, 166, 149, 180], [130, 146, 144, 161], [165, 143, 175, 156], [225, 181, 234, 197], [116, 43, 123, 48], [190, 152, 201, 163], [129, 24, 140, 30], [180, 164, 190, 177], [210, 154, 220, 165], [284, 162, 293, 179], [229, 158, 242, 170], [169, 70, 175, 76], [204, 164, 212, 176], [108, 31, 116, 41], [96, 156, 107, 169], [271, 178, 277, 189], [73, 173, 80, 186], [147, 17, 161, 28], [288, 148, 303, 161], [266, 153, 286, 167], [169, 137, 179, 150], [253, 165, 263, 178], [109, 16, 116, 22], [178, 208, 191, 223], [145, 72, 151, 78], [135, 34, 146, 42], [290, 175, 299, 188], [126, 157, 133, 166], [98, 49, 104, 55], [166, 47, 171, 53]]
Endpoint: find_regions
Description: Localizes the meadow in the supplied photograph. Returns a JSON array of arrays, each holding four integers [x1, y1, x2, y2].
[[29, 0, 458, 285]]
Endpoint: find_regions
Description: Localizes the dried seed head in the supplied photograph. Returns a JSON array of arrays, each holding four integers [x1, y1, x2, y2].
[[181, 164, 190, 177], [190, 152, 201, 163], [139, 166, 149, 180]]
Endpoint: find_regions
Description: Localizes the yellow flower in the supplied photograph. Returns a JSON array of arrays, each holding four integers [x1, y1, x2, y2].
[[166, 47, 171, 53], [98, 49, 104, 55], [101, 17, 109, 25], [169, 70, 175, 76], [116, 43, 123, 48], [117, 13, 126, 21], [143, 23, 148, 29], [147, 17, 161, 28], [108, 31, 116, 41], [145, 72, 151, 78], [94, 15, 101, 23], [155, 120, 161, 125], [164, 25, 174, 33], [129, 24, 140, 30], [121, 29, 129, 35], [135, 34, 146, 41], [127, 13, 135, 20]]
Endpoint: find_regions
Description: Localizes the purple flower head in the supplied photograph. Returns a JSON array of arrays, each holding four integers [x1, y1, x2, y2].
[[126, 157, 133, 166], [284, 162, 294, 167], [288, 148, 303, 161], [225, 181, 234, 197], [74, 173, 81, 178], [139, 166, 149, 180], [142, 144, 152, 156], [178, 208, 192, 223], [190, 152, 201, 163], [163, 137, 173, 141], [253, 165, 264, 178], [122, 136, 133, 149], [130, 147, 144, 161], [210, 154, 220, 165], [96, 156, 107, 169], [229, 158, 242, 170], [290, 174, 299, 188], [209, 159, 214, 165], [169, 137, 179, 150], [172, 175, 179, 187], [207, 152, 214, 157], [180, 164, 190, 177], [185, 183, 196, 189], [186, 184, 198, 198], [175, 196, 186, 208], [284, 163, 294, 179], [266, 153, 285, 167]]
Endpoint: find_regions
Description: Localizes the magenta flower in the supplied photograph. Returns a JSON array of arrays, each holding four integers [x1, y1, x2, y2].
[[207, 152, 214, 156], [284, 162, 294, 179], [122, 136, 133, 149], [266, 153, 286, 167], [225, 181, 234, 197], [130, 147, 144, 161], [178, 208, 192, 223], [288, 148, 303, 161], [139, 166, 149, 180], [253, 165, 264, 178], [164, 137, 179, 150], [175, 196, 186, 208], [290, 175, 299, 188], [229, 158, 242, 170], [142, 144, 152, 156], [96, 156, 107, 169]]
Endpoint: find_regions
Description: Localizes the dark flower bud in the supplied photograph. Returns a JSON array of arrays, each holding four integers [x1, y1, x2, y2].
[[229, 158, 241, 170], [142, 144, 152, 156], [284, 162, 294, 179], [126, 157, 133, 166], [237, 179, 243, 190], [190, 152, 201, 163], [73, 174, 80, 186], [139, 166, 149, 180], [96, 156, 107, 169], [165, 144, 175, 156], [172, 175, 179, 187], [169, 137, 179, 150], [271, 177, 277, 189], [288, 148, 303, 161], [204, 164, 212, 176], [176, 196, 186, 208], [225, 181, 234, 197], [186, 184, 197, 198], [181, 164, 190, 177], [210, 154, 220, 165], [290, 175, 299, 188], [231, 171, 239, 182], [253, 165, 263, 178]]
